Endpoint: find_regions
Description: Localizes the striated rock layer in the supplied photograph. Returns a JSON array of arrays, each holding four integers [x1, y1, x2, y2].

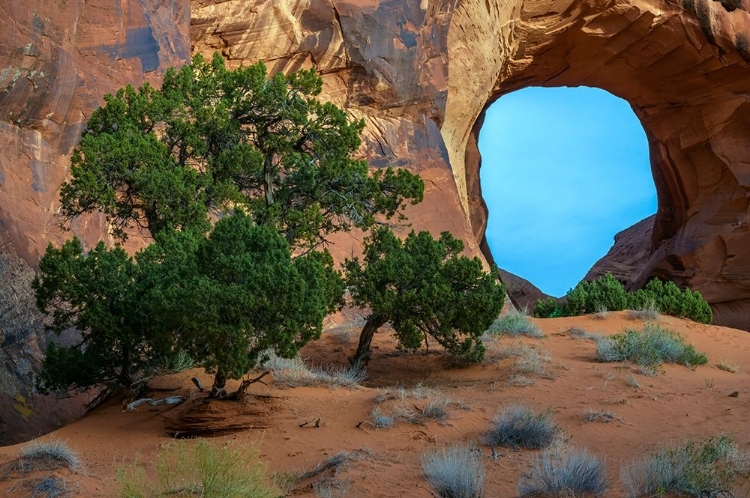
[[2, 0, 750, 441]]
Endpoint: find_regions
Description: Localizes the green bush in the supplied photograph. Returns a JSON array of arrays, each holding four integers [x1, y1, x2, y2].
[[621, 435, 750, 497], [118, 439, 277, 498], [533, 298, 563, 318], [596, 323, 708, 368], [534, 273, 712, 324]]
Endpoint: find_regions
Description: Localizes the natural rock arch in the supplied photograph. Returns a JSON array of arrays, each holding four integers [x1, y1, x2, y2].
[[445, 0, 750, 329]]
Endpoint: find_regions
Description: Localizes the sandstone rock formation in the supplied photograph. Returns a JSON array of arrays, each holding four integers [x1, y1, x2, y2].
[[0, 0, 190, 444], [586, 215, 656, 287], [2, 0, 750, 441]]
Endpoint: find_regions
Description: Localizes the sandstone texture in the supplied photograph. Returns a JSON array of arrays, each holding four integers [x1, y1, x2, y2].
[[2, 0, 750, 441], [586, 215, 656, 287], [0, 0, 190, 444]]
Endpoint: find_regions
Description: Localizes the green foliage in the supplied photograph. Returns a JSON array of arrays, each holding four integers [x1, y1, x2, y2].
[[154, 211, 341, 391], [33, 239, 157, 392], [60, 52, 423, 250], [596, 323, 708, 368], [628, 279, 712, 324], [117, 438, 278, 498], [565, 273, 629, 316], [532, 297, 563, 318], [533, 273, 712, 324], [621, 435, 750, 497], [345, 227, 505, 364]]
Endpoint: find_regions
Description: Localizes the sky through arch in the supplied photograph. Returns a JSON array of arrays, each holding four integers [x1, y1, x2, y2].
[[479, 86, 657, 298]]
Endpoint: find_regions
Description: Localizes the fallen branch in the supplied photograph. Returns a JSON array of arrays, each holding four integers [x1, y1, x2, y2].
[[126, 396, 185, 411]]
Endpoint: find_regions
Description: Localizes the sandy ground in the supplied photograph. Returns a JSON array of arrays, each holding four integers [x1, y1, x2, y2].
[[1, 311, 749, 497]]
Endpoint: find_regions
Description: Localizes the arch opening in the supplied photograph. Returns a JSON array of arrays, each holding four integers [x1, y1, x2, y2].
[[478, 86, 657, 301]]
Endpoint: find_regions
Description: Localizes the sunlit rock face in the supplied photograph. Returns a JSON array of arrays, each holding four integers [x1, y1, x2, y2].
[[193, 0, 750, 328], [1, 0, 750, 441]]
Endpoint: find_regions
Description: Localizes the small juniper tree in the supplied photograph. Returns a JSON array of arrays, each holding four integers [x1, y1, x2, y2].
[[33, 240, 154, 392], [345, 227, 505, 366]]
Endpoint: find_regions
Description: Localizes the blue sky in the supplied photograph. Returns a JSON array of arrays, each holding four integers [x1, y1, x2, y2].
[[478, 86, 657, 297]]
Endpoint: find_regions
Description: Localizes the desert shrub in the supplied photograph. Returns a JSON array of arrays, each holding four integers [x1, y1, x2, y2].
[[621, 435, 750, 497], [18, 440, 80, 473], [422, 398, 450, 421], [345, 227, 505, 366], [533, 298, 563, 318], [566, 273, 628, 316], [369, 407, 394, 429], [595, 324, 708, 368], [628, 299, 660, 321], [117, 439, 277, 498], [629, 279, 712, 324], [262, 352, 365, 388], [155, 350, 195, 374], [421, 445, 485, 498], [484, 405, 557, 449], [717, 360, 739, 373], [486, 310, 542, 338], [534, 273, 712, 324], [518, 449, 608, 497]]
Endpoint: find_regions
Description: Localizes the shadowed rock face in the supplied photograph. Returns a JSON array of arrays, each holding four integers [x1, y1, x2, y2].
[[1, 0, 750, 441]]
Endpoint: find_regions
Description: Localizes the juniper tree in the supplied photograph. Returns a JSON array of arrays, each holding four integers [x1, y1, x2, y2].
[[345, 227, 505, 366], [35, 53, 418, 394]]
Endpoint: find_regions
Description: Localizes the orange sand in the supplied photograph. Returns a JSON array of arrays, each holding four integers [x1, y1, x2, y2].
[[1, 312, 749, 497]]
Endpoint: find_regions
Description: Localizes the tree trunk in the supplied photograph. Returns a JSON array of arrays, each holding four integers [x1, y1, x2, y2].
[[264, 155, 274, 207], [210, 369, 227, 399], [349, 314, 387, 366]]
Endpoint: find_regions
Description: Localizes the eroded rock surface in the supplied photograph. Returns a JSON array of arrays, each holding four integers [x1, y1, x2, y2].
[[2, 0, 750, 441], [0, 0, 190, 444]]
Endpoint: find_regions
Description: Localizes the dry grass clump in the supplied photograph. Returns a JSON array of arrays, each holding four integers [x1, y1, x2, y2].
[[596, 324, 708, 369], [621, 435, 750, 498], [422, 445, 485, 498], [518, 448, 608, 497], [484, 405, 557, 450], [486, 342, 553, 386], [583, 409, 618, 423], [370, 385, 455, 427], [313, 476, 351, 498], [16, 440, 80, 474], [568, 327, 601, 341], [117, 439, 276, 498], [369, 407, 394, 429], [486, 310, 543, 338], [716, 360, 739, 373], [628, 300, 661, 321], [262, 353, 365, 388], [592, 305, 609, 320]]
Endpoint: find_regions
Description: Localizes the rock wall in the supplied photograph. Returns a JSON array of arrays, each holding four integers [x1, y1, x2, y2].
[[0, 0, 190, 444], [1, 0, 750, 441]]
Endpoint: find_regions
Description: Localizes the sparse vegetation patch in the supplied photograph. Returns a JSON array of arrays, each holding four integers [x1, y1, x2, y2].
[[117, 439, 277, 498], [486, 310, 543, 338], [595, 323, 708, 368], [422, 445, 485, 498], [484, 405, 557, 450], [518, 449, 608, 497], [534, 273, 712, 324], [621, 435, 750, 498]]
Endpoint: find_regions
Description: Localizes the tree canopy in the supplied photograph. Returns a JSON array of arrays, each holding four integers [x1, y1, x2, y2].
[[33, 239, 154, 392], [345, 227, 506, 366], [148, 211, 342, 396], [60, 53, 424, 250]]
